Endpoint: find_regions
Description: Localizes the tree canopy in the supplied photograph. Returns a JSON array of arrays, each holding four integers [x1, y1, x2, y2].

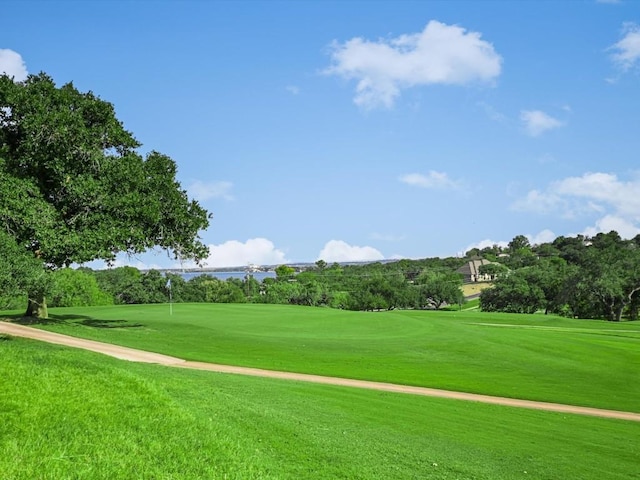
[[479, 231, 640, 321], [415, 269, 463, 310], [0, 73, 210, 316]]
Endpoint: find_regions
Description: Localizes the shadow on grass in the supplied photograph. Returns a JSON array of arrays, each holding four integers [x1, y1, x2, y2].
[[5, 314, 144, 329], [78, 318, 144, 329], [7, 314, 64, 326], [49, 314, 144, 328]]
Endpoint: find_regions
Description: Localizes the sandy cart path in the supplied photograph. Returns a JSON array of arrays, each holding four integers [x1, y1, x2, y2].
[[2, 321, 639, 423]]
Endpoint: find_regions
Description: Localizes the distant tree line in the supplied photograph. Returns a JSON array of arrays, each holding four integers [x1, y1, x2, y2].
[[477, 231, 640, 321], [0, 257, 467, 312], [2, 230, 638, 320]]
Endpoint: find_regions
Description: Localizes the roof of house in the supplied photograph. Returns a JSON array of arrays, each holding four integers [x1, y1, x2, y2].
[[457, 258, 493, 276]]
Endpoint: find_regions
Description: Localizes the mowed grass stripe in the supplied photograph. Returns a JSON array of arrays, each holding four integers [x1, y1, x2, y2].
[[7, 303, 640, 412], [3, 321, 638, 422], [1, 337, 638, 480], [472, 322, 640, 335], [179, 361, 640, 422]]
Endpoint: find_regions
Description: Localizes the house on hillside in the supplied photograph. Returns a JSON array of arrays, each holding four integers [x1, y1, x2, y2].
[[457, 258, 497, 283]]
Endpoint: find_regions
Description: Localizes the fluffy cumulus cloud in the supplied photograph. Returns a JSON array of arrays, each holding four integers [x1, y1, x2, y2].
[[512, 172, 640, 239], [609, 23, 640, 71], [520, 110, 564, 137], [527, 229, 557, 246], [461, 229, 556, 255], [317, 240, 384, 263], [79, 239, 289, 270], [188, 180, 234, 201], [399, 171, 459, 189], [324, 20, 502, 109], [110, 258, 163, 270], [582, 215, 640, 238], [197, 238, 289, 268], [461, 238, 509, 255], [0, 49, 28, 81]]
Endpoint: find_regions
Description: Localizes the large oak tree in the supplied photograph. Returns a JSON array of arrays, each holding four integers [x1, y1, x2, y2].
[[0, 73, 210, 317]]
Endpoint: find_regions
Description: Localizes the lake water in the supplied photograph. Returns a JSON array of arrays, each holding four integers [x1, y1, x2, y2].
[[180, 271, 276, 282]]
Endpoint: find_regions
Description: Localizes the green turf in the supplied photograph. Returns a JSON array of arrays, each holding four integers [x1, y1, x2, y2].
[[1, 336, 638, 480], [8, 303, 640, 412], [460, 298, 479, 310]]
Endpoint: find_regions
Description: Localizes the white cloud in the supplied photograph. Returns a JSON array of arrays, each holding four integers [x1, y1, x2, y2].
[[0, 49, 28, 82], [324, 20, 502, 109], [552, 172, 640, 219], [527, 229, 557, 246], [582, 215, 640, 238], [110, 259, 163, 270], [399, 171, 459, 189], [317, 240, 384, 263], [512, 172, 640, 239], [461, 239, 509, 255], [520, 110, 564, 137], [609, 23, 640, 71], [511, 189, 567, 216], [79, 240, 288, 270], [461, 229, 556, 255], [196, 238, 289, 268], [188, 180, 234, 201]]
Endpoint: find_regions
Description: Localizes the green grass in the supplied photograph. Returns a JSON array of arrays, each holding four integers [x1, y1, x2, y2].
[[1, 336, 638, 479], [461, 298, 480, 310], [8, 303, 640, 412]]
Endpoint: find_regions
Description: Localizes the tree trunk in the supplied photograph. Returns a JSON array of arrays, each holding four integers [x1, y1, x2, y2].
[[26, 294, 48, 319], [613, 307, 623, 322], [606, 298, 618, 322]]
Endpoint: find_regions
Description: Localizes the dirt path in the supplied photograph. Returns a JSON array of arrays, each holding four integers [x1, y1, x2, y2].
[[2, 320, 639, 423]]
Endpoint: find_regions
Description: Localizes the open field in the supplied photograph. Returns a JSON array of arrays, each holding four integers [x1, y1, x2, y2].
[[459, 298, 479, 310], [4, 321, 638, 421], [461, 282, 493, 297], [5, 303, 640, 412], [1, 336, 638, 479]]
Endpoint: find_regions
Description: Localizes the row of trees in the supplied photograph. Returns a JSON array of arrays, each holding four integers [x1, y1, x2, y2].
[[0, 258, 468, 313], [4, 226, 639, 320], [479, 232, 640, 321]]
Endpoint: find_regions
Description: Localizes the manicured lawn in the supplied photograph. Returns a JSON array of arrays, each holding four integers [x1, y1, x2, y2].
[[8, 303, 640, 412], [1, 336, 638, 480]]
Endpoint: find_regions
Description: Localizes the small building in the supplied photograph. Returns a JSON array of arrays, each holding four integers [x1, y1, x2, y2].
[[457, 258, 496, 283]]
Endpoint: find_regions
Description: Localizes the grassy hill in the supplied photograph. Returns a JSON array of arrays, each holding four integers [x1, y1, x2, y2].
[[11, 303, 640, 412], [3, 304, 639, 478], [1, 335, 638, 479]]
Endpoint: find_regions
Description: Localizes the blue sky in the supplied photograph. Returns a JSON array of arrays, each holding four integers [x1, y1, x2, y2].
[[2, 0, 640, 269]]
